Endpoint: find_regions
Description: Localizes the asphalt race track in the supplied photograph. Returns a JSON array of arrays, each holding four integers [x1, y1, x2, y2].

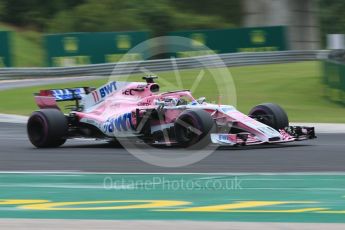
[[1, 122, 344, 172]]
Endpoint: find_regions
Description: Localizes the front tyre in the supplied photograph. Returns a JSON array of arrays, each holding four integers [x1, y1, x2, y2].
[[249, 103, 289, 130], [174, 109, 215, 148], [27, 109, 68, 148]]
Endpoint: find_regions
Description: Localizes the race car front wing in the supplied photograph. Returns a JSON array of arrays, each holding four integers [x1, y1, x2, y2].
[[210, 126, 316, 146]]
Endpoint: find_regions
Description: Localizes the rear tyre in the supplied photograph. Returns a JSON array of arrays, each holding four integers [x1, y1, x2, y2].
[[174, 109, 215, 148], [27, 109, 68, 148], [249, 103, 289, 130]]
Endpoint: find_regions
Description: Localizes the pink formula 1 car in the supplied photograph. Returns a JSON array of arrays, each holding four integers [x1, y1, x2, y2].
[[27, 76, 315, 148]]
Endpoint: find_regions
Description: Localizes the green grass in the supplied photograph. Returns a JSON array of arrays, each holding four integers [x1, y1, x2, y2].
[[0, 23, 44, 67], [1, 61, 345, 122]]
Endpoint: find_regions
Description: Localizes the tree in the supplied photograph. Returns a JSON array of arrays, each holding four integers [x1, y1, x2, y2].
[[318, 0, 345, 46], [0, 0, 85, 29], [0, 0, 241, 33]]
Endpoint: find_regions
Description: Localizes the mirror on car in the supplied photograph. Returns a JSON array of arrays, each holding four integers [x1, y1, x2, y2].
[[197, 97, 206, 104]]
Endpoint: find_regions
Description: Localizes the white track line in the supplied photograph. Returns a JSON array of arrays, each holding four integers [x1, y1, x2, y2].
[[292, 122, 345, 134], [0, 114, 28, 123], [1, 219, 344, 230], [0, 171, 345, 175]]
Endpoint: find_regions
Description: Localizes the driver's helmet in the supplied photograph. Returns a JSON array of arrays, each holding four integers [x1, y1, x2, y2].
[[163, 97, 179, 106], [154, 97, 179, 106]]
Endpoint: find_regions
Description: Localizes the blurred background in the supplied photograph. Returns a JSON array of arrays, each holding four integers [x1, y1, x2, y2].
[[0, 0, 340, 67]]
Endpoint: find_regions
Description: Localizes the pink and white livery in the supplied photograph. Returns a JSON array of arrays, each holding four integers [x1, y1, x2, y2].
[[27, 76, 316, 148]]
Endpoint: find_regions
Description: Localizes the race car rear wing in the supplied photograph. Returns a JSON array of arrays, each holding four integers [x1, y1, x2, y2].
[[34, 87, 94, 109]]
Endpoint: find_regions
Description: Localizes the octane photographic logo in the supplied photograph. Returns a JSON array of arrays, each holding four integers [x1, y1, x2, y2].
[[108, 36, 236, 167]]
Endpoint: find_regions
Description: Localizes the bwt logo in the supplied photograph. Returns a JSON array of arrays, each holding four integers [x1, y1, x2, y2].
[[104, 113, 134, 133], [99, 82, 117, 98]]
